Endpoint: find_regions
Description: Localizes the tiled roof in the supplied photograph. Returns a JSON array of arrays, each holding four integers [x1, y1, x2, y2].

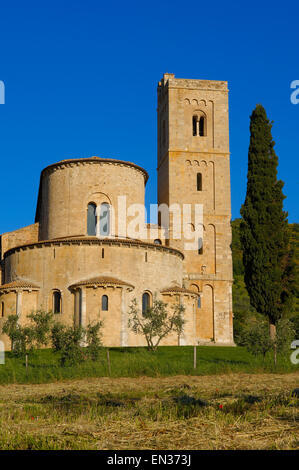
[[41, 157, 148, 182], [161, 286, 199, 295], [0, 280, 40, 290], [69, 276, 134, 289]]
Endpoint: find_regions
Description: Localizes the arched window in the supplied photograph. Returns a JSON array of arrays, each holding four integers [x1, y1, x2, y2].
[[154, 239, 162, 245], [142, 292, 150, 316], [197, 173, 202, 191], [53, 291, 62, 314], [199, 116, 205, 136], [100, 203, 110, 236], [198, 237, 203, 255], [1, 302, 4, 318], [193, 115, 197, 136], [191, 284, 201, 308], [192, 114, 206, 137], [102, 295, 108, 311], [87, 203, 97, 236]]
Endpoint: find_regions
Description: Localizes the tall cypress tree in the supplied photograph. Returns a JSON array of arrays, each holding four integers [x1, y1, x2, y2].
[[240, 104, 294, 343]]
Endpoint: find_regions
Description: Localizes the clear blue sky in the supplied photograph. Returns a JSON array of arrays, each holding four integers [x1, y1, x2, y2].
[[0, 0, 298, 235]]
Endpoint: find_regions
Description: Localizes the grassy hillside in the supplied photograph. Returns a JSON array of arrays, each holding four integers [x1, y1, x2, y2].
[[0, 346, 297, 385]]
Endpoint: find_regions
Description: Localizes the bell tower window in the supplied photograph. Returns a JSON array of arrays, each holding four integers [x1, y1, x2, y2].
[[197, 173, 202, 191], [193, 115, 197, 136], [192, 114, 206, 137], [199, 116, 205, 136]]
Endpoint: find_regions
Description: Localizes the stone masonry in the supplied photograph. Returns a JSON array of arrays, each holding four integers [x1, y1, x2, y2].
[[0, 74, 234, 349]]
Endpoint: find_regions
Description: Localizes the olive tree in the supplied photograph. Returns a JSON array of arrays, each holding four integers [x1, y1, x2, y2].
[[128, 298, 185, 351], [2, 315, 34, 356]]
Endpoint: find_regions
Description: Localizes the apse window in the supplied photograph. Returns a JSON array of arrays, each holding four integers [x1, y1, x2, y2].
[[53, 291, 62, 314], [87, 202, 97, 236], [102, 295, 108, 311], [100, 203, 110, 236], [198, 238, 203, 255], [142, 292, 150, 316]]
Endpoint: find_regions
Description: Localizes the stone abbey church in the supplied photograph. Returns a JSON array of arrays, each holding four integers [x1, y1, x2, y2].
[[0, 74, 234, 349]]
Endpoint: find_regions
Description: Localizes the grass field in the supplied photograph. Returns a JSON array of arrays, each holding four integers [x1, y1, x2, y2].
[[0, 346, 297, 385], [0, 347, 297, 450], [0, 373, 298, 450]]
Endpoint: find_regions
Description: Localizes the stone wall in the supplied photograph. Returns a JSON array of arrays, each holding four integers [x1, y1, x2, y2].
[[1, 223, 39, 261], [36, 158, 148, 241], [0, 239, 199, 348]]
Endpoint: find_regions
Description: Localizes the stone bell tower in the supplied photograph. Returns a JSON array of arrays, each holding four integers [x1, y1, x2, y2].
[[157, 73, 234, 345]]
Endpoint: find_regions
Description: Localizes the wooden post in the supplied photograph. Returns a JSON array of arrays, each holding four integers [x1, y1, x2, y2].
[[106, 348, 111, 376], [193, 346, 197, 369], [25, 354, 28, 370]]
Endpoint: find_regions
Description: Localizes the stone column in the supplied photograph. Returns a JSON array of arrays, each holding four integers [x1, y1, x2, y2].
[[16, 291, 22, 320], [81, 287, 86, 328]]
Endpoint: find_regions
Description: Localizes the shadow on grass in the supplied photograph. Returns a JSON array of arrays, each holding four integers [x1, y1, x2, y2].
[[196, 355, 250, 366]]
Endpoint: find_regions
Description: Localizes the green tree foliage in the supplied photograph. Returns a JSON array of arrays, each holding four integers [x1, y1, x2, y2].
[[51, 324, 85, 366], [232, 220, 299, 344], [242, 320, 273, 358], [231, 218, 244, 276], [51, 322, 103, 366], [86, 321, 103, 361], [240, 105, 295, 332], [27, 310, 53, 349], [275, 318, 296, 355], [51, 323, 67, 352], [2, 315, 20, 351], [128, 298, 185, 351], [288, 223, 299, 334], [242, 317, 295, 359], [2, 315, 34, 356], [232, 274, 258, 345], [59, 326, 85, 367]]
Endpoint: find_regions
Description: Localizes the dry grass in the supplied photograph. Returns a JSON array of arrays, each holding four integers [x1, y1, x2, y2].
[[0, 373, 298, 450]]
